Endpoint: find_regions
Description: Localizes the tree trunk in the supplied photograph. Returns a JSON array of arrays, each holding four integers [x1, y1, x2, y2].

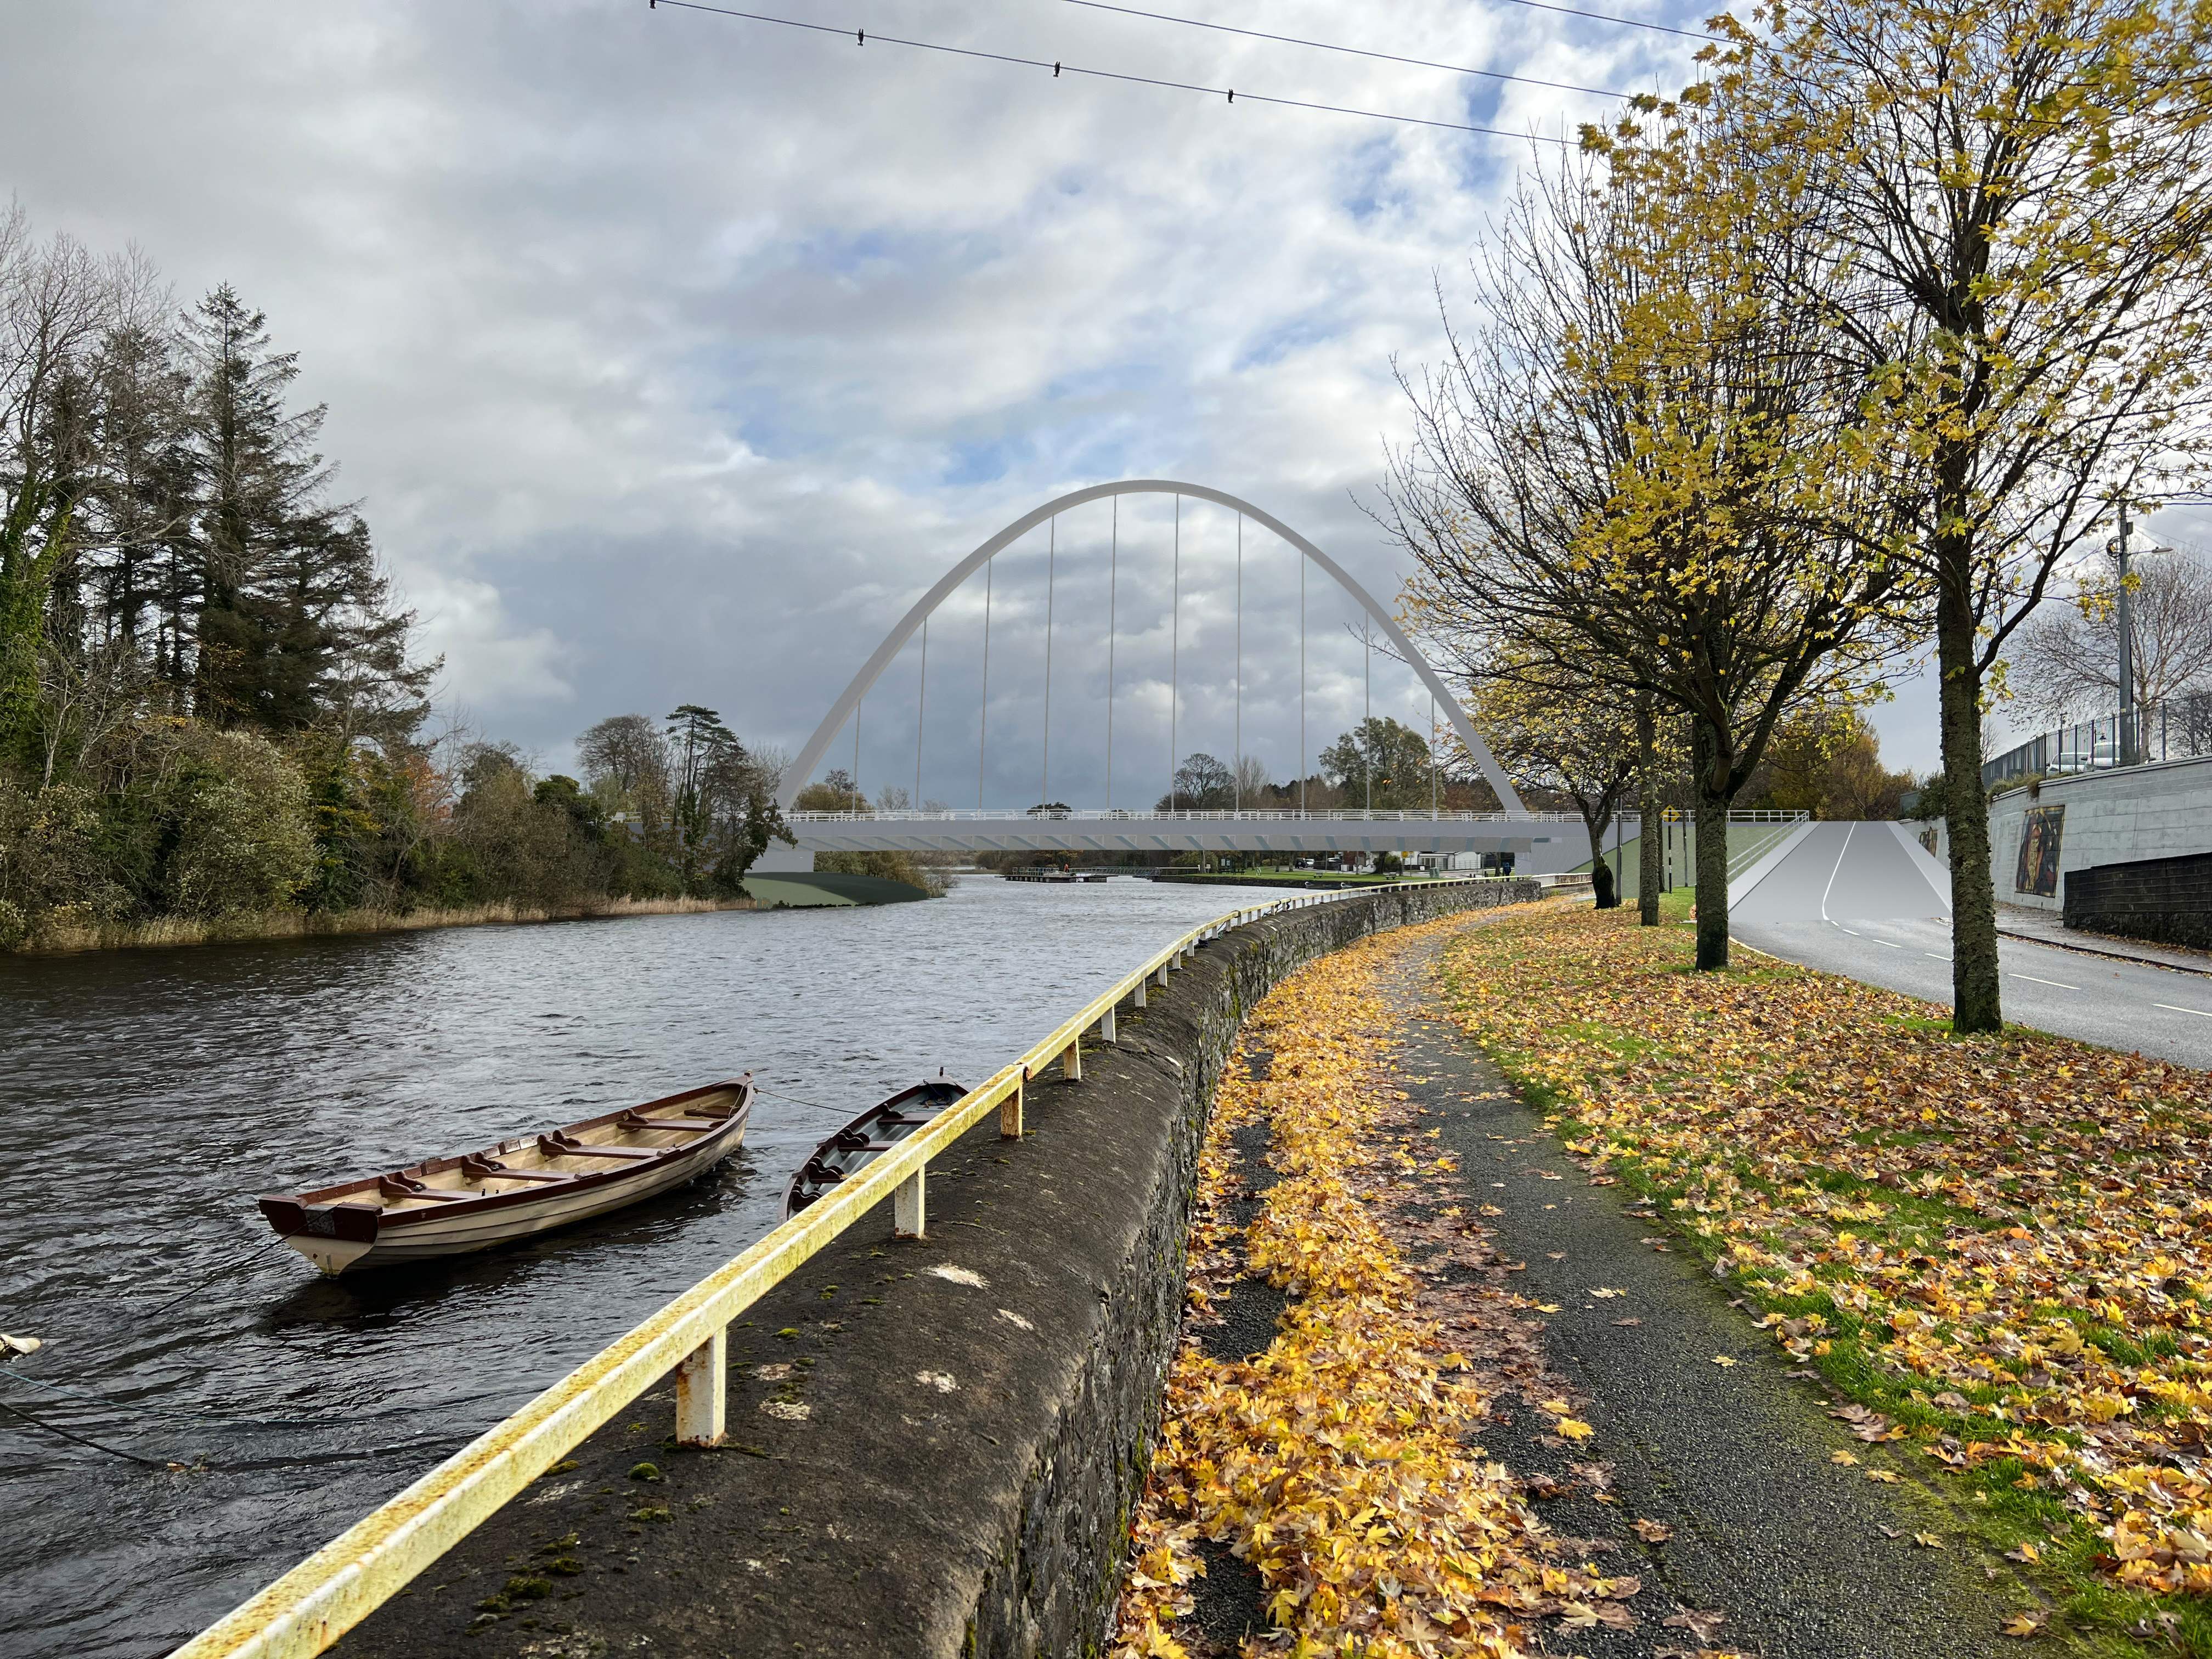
[[1583, 808, 1619, 909], [1692, 713, 1730, 969], [1935, 528, 2002, 1032], [1637, 698, 1662, 926]]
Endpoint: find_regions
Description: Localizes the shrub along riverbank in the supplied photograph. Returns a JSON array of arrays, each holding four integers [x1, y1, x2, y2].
[[1443, 901, 2212, 1649]]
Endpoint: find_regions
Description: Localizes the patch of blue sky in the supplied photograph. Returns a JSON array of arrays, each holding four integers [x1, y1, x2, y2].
[[1233, 314, 1339, 374]]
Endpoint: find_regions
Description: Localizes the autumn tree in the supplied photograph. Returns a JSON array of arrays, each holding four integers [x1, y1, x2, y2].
[[1389, 95, 1909, 966], [1317, 718, 1435, 812], [2010, 540, 2212, 728], [1720, 0, 2212, 1028], [1465, 664, 1639, 909]]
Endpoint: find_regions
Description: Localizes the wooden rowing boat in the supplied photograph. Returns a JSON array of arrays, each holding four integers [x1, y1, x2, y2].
[[782, 1074, 965, 1217], [257, 1077, 755, 1275]]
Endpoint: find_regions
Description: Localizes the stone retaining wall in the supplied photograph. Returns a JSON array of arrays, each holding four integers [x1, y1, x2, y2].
[[335, 877, 1538, 1659]]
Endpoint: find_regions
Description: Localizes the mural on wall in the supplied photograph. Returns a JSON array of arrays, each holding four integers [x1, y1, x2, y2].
[[2016, 803, 2066, 897]]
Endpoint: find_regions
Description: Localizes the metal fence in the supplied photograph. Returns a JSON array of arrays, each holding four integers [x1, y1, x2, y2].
[[168, 876, 1506, 1659], [1981, 695, 2212, 788]]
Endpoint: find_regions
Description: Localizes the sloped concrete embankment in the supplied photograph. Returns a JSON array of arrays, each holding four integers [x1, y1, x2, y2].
[[334, 878, 1538, 1659]]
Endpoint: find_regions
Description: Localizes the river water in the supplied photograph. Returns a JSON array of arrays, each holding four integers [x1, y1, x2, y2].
[[0, 875, 1250, 1658]]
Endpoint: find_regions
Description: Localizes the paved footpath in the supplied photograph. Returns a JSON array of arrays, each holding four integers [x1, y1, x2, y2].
[[1390, 927, 2047, 1659]]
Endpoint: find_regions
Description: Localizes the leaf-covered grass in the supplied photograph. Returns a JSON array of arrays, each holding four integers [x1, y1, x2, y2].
[[1443, 904, 2212, 1653]]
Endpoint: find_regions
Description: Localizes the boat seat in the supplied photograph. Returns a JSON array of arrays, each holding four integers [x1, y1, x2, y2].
[[378, 1176, 471, 1203], [539, 1135, 659, 1161], [460, 1155, 572, 1184], [619, 1113, 724, 1133]]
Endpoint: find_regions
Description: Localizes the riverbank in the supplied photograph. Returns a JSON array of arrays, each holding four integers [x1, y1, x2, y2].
[[6, 894, 757, 956]]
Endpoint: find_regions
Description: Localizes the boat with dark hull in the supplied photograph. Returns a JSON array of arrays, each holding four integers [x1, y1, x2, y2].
[[257, 1077, 754, 1274], [783, 1075, 964, 1217]]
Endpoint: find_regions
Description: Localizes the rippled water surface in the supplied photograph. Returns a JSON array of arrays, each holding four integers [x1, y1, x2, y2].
[[0, 875, 1248, 1658]]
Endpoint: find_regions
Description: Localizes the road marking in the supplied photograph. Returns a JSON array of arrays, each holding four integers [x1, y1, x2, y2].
[[1870, 938, 1902, 949], [2010, 973, 2080, 990], [1839, 927, 1860, 936], [1819, 823, 1857, 923], [1925, 953, 1951, 962], [2155, 1003, 2212, 1019]]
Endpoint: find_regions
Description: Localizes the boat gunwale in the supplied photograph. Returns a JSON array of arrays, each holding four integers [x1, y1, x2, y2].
[[258, 1078, 754, 1233]]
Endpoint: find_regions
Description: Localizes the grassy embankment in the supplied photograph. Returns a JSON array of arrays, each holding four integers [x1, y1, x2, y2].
[[10, 895, 757, 956], [1443, 896, 2212, 1653]]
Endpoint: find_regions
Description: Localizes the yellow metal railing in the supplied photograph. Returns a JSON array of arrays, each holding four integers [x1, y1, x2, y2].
[[170, 876, 1502, 1659]]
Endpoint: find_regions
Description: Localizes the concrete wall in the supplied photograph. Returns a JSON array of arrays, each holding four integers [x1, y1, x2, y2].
[[1986, 753, 2212, 913], [335, 877, 1541, 1659]]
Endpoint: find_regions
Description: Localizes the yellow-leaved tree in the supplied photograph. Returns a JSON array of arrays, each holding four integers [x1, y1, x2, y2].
[[1387, 89, 1910, 968], [1719, 0, 2212, 1027]]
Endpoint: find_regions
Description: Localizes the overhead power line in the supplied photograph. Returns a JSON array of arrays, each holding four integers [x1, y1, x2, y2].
[[648, 0, 1585, 143], [1060, 0, 1697, 92]]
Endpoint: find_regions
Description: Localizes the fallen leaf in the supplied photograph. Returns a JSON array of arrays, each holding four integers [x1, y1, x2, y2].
[[1661, 1609, 1726, 1642], [1633, 1518, 1673, 1543], [1831, 1450, 1859, 1466], [1914, 1532, 1945, 1549], [1613, 1317, 1643, 1327], [1865, 1469, 1900, 1484], [2000, 1610, 2048, 1638], [1711, 1355, 1739, 1368], [2004, 1542, 2040, 1564], [1556, 1417, 1596, 1440]]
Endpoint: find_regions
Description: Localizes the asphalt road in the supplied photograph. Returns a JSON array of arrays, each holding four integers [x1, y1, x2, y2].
[[1730, 821, 2212, 1069]]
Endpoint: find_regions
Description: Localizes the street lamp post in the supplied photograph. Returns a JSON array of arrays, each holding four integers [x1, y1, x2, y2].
[[2118, 496, 2136, 765]]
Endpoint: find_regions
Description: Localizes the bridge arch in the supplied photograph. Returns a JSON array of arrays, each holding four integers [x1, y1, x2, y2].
[[776, 479, 1526, 814]]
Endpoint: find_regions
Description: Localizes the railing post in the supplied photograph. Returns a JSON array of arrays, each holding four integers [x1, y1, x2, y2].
[[675, 1328, 727, 1447], [1132, 975, 1147, 1008], [1001, 1069, 1025, 1139], [895, 1165, 927, 1238], [1098, 1005, 1117, 1044], [1064, 1034, 1082, 1081]]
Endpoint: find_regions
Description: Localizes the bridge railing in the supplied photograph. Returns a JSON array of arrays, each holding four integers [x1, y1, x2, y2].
[[787, 806, 1586, 823], [786, 807, 1814, 824], [168, 874, 1514, 1659]]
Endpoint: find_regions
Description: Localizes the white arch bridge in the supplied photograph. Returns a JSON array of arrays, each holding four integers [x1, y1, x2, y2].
[[769, 480, 1566, 862]]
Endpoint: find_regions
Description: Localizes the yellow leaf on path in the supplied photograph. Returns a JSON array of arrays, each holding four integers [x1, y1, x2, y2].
[[1830, 1450, 1858, 1465], [1633, 1517, 1673, 1543], [1556, 1417, 1596, 1440], [2005, 1542, 2040, 1564], [1712, 1355, 1739, 1368], [1866, 1469, 1900, 1484], [1537, 1303, 1562, 1313], [1540, 1398, 1574, 1414], [2001, 1610, 2048, 1638], [1914, 1532, 1945, 1548]]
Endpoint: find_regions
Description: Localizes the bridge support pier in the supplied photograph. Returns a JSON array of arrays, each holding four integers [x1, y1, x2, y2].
[[1002, 1071, 1025, 1139], [1063, 1036, 1081, 1082], [1098, 1006, 1117, 1044]]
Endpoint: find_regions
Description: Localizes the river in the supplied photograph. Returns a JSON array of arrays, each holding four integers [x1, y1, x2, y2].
[[0, 874, 1250, 1658]]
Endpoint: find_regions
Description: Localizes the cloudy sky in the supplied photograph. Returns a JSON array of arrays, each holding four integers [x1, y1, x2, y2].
[[9, 0, 1993, 800]]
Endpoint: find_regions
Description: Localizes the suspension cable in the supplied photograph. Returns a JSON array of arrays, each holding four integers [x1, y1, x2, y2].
[[1299, 554, 1307, 815], [978, 555, 992, 808], [1107, 497, 1117, 811], [915, 614, 927, 810], [1042, 515, 1056, 809], [1234, 512, 1242, 813], [1170, 495, 1180, 810], [1364, 619, 1372, 814], [852, 692, 862, 810]]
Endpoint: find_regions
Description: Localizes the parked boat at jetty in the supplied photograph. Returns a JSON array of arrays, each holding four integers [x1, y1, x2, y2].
[[258, 1077, 755, 1274], [783, 1075, 965, 1216]]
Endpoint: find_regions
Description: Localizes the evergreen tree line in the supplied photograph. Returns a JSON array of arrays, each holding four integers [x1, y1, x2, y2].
[[0, 206, 785, 947]]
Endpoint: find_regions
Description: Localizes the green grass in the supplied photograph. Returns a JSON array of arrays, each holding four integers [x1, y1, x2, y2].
[[1435, 932, 2190, 1655]]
